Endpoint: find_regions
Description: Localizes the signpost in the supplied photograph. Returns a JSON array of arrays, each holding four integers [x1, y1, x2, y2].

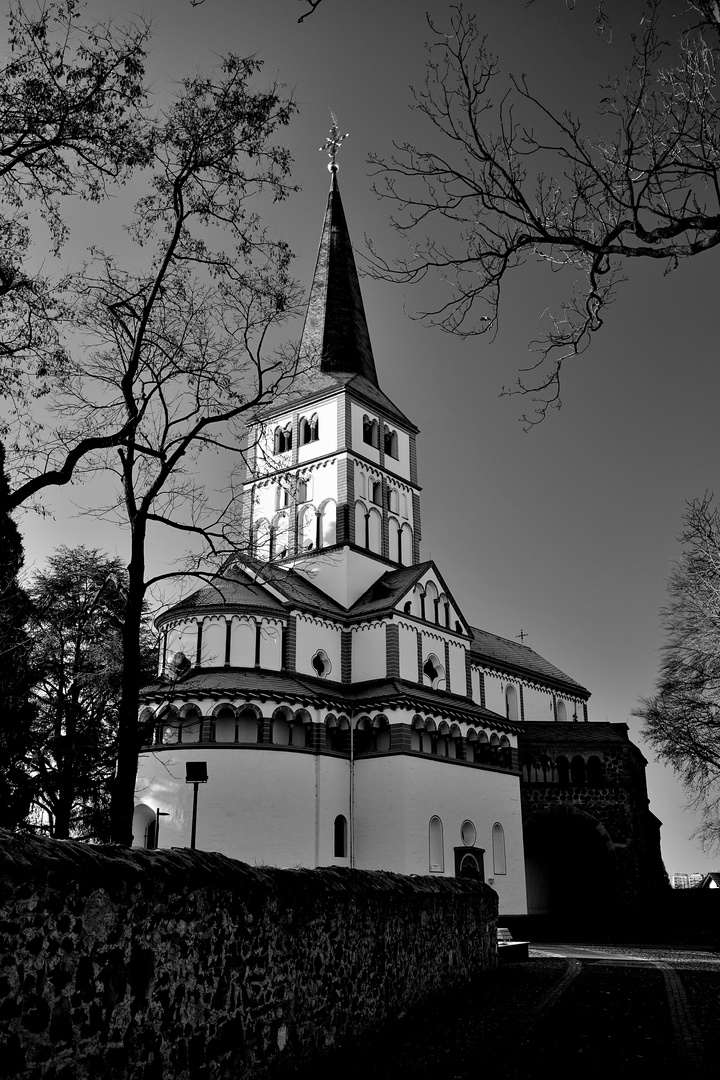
[[185, 761, 208, 850]]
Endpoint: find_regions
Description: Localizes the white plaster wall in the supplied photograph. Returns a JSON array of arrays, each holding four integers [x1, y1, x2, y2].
[[522, 685, 555, 721], [448, 641, 467, 697], [398, 623, 418, 681], [351, 623, 387, 682], [353, 754, 527, 915], [295, 616, 342, 681], [259, 619, 282, 669], [385, 426, 411, 481], [229, 618, 255, 667], [135, 745, 349, 868], [166, 621, 198, 666], [200, 617, 226, 667], [297, 398, 337, 463], [484, 673, 506, 717]]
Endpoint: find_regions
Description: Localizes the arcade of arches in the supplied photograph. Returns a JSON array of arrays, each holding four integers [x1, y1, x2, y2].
[[517, 722, 667, 916]]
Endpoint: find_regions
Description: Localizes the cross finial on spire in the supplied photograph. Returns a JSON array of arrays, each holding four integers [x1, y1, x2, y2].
[[320, 112, 349, 172], [517, 628, 529, 644]]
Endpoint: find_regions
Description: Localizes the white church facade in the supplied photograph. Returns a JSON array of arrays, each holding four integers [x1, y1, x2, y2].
[[133, 159, 592, 918]]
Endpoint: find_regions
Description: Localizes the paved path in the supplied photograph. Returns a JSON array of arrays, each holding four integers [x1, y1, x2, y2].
[[290, 945, 720, 1078]]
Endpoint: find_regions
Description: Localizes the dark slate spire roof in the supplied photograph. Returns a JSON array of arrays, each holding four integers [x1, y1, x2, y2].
[[300, 170, 379, 384]]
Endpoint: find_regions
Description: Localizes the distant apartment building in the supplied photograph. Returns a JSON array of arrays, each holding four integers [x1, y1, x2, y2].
[[671, 873, 705, 889]]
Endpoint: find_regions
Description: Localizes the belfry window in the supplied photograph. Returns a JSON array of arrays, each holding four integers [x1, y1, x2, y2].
[[299, 414, 319, 445], [274, 425, 292, 454], [362, 415, 379, 448], [384, 428, 398, 458]]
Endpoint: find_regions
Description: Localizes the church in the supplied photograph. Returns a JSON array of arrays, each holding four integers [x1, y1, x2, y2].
[[133, 138, 666, 919]]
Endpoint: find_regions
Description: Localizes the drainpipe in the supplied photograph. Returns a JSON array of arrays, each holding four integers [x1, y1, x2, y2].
[[349, 712, 355, 868]]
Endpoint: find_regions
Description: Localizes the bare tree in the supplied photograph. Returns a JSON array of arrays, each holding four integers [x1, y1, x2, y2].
[[368, 1, 720, 424], [635, 495, 720, 849], [13, 55, 304, 846], [0, 0, 151, 414]]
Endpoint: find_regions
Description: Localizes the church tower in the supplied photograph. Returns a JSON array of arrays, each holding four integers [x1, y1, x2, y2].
[[241, 147, 421, 607]]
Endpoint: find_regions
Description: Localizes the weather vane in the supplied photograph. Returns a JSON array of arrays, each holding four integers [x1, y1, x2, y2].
[[320, 112, 349, 172]]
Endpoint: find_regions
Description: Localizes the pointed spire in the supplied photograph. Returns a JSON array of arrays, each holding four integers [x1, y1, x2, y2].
[[300, 162, 379, 386]]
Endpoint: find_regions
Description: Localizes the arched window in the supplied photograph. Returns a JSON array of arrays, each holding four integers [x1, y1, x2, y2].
[[387, 487, 399, 513], [556, 699, 567, 722], [557, 755, 570, 786], [499, 735, 512, 768], [275, 484, 290, 510], [362, 415, 379, 448], [429, 815, 444, 872], [492, 823, 507, 875], [297, 505, 315, 552], [254, 519, 271, 561], [388, 517, 401, 563], [274, 425, 292, 454], [400, 523, 413, 566], [370, 480, 382, 505], [214, 705, 236, 743], [587, 755, 603, 786], [367, 508, 382, 553], [505, 685, 519, 721], [270, 513, 289, 560], [132, 804, 157, 850], [333, 814, 348, 858], [236, 708, 259, 743], [299, 413, 319, 445], [384, 428, 399, 458], [320, 500, 336, 547], [571, 755, 586, 786], [272, 716, 291, 745], [424, 582, 439, 623], [181, 707, 202, 744], [157, 707, 180, 745]]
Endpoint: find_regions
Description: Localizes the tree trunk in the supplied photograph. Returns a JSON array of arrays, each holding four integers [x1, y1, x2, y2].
[[109, 517, 147, 846]]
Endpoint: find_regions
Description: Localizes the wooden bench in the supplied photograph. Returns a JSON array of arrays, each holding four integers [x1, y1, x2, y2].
[[497, 926, 529, 962]]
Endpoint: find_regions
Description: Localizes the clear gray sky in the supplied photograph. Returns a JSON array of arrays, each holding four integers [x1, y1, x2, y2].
[[15, 0, 720, 875]]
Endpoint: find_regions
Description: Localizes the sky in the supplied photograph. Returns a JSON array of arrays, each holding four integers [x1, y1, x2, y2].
[[10, 0, 720, 875]]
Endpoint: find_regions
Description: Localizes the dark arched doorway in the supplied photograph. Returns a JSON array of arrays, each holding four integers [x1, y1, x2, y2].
[[523, 809, 617, 919]]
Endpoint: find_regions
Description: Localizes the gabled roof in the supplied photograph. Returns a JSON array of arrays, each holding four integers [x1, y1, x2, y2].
[[350, 562, 431, 617], [469, 627, 590, 698]]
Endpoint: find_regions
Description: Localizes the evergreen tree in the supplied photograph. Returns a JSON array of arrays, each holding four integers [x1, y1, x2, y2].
[[27, 546, 157, 842]]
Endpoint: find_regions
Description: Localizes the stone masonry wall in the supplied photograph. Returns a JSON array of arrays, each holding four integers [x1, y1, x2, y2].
[[0, 831, 497, 1080]]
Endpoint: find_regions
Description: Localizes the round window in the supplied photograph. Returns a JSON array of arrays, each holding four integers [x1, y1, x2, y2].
[[461, 819, 477, 847]]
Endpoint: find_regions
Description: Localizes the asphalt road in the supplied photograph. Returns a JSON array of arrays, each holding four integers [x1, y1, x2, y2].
[[289, 945, 720, 1078]]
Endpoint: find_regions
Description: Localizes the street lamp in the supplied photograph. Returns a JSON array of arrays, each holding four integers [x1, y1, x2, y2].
[[185, 761, 208, 850]]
